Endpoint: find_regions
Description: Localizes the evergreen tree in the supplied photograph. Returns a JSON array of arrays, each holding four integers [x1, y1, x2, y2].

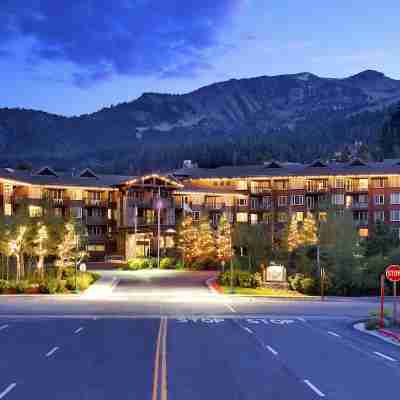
[[176, 215, 198, 264], [363, 220, 398, 257], [302, 212, 318, 246], [196, 216, 217, 261]]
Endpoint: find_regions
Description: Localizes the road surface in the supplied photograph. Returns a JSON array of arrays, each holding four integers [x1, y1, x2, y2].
[[0, 270, 398, 399]]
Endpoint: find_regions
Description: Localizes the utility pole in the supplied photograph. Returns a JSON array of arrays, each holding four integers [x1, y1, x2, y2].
[[157, 186, 161, 269]]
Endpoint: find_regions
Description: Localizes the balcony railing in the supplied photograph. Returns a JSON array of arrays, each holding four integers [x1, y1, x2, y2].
[[306, 183, 329, 193], [85, 216, 108, 225], [204, 202, 225, 210], [350, 202, 369, 209], [85, 199, 109, 207]]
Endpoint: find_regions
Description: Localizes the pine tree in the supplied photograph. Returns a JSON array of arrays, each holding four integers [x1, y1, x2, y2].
[[287, 214, 300, 252], [216, 215, 232, 262], [302, 212, 318, 246], [197, 216, 217, 261], [176, 215, 198, 264]]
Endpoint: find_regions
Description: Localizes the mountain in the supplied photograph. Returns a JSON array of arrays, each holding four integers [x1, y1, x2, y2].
[[1, 69, 400, 173]]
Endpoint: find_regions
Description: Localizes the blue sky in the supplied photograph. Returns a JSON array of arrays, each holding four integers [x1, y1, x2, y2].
[[0, 0, 399, 116]]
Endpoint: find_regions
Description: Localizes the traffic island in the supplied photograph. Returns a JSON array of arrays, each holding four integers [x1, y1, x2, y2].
[[354, 321, 400, 346]]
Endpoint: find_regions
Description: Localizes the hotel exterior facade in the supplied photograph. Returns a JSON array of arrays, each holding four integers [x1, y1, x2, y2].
[[2, 159, 400, 260]]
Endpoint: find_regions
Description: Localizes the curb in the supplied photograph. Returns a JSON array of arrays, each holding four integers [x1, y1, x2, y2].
[[354, 322, 400, 346], [380, 328, 400, 342]]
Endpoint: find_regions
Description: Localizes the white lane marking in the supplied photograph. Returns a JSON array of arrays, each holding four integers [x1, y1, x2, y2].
[[297, 317, 306, 323], [303, 380, 325, 397], [74, 327, 84, 334], [0, 383, 17, 399], [45, 346, 59, 358], [327, 331, 341, 338], [266, 345, 278, 356], [373, 351, 397, 362], [225, 303, 236, 313], [0, 325, 9, 331], [242, 326, 253, 334]]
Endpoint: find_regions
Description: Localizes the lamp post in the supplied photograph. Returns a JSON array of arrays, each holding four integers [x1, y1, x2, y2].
[[156, 187, 162, 269], [74, 230, 79, 293]]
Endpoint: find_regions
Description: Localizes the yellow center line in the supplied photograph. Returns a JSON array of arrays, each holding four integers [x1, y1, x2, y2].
[[152, 317, 168, 400], [161, 318, 168, 400]]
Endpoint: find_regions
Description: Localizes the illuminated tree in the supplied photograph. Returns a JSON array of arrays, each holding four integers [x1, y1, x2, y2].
[[302, 212, 318, 246], [196, 216, 217, 261], [216, 215, 232, 263], [32, 222, 49, 276], [287, 214, 300, 252], [176, 215, 198, 264], [9, 225, 28, 281]]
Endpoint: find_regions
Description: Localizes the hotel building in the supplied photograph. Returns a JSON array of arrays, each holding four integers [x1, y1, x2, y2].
[[2, 159, 400, 260]]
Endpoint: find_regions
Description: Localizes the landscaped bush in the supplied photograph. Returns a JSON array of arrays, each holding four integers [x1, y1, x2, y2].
[[40, 278, 59, 294], [160, 257, 174, 269], [65, 272, 96, 291], [125, 257, 157, 270], [299, 277, 316, 295], [288, 274, 304, 291], [15, 281, 29, 294], [218, 270, 261, 288], [0, 280, 10, 293], [175, 260, 184, 270]]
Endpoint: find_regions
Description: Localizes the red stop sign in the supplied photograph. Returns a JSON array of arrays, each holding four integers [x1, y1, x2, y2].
[[386, 265, 400, 282]]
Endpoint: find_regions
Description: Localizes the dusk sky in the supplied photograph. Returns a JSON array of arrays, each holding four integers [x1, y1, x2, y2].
[[1, 0, 399, 116]]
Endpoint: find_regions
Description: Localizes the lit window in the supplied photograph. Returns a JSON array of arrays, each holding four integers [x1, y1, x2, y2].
[[4, 203, 12, 216], [359, 228, 369, 237], [236, 212, 248, 223], [277, 212, 288, 223], [250, 198, 258, 208], [108, 209, 112, 219], [296, 212, 304, 222], [29, 205, 42, 217], [391, 192, 400, 205], [87, 244, 105, 252], [250, 214, 258, 224], [237, 180, 247, 190], [192, 211, 200, 221], [319, 212, 327, 222], [238, 198, 248, 207], [335, 178, 345, 188]]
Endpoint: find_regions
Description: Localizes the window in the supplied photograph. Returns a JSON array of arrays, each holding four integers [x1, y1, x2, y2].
[[391, 192, 400, 205], [54, 208, 62, 217], [262, 213, 272, 224], [335, 178, 345, 189], [359, 179, 369, 190], [262, 196, 272, 209], [70, 207, 83, 219], [278, 195, 288, 207], [238, 198, 248, 207], [372, 178, 385, 188], [319, 212, 327, 222], [212, 214, 220, 225], [236, 212, 248, 223], [250, 198, 258, 209], [29, 205, 42, 217], [250, 214, 258, 224], [391, 210, 400, 222], [87, 244, 105, 252], [108, 209, 112, 219], [393, 227, 400, 240], [332, 194, 344, 205], [295, 212, 304, 222], [277, 212, 288, 223], [291, 195, 304, 206], [374, 194, 384, 205], [192, 211, 200, 221], [4, 203, 12, 216], [274, 180, 289, 190], [237, 180, 247, 190], [359, 228, 369, 238], [374, 211, 385, 222]]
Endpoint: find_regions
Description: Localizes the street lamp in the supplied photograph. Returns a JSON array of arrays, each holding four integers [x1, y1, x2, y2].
[[155, 188, 163, 269]]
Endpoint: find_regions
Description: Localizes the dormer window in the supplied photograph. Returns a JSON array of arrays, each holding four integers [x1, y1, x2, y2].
[[79, 168, 98, 178], [36, 167, 58, 177], [309, 160, 327, 168], [265, 161, 282, 169], [349, 159, 366, 167]]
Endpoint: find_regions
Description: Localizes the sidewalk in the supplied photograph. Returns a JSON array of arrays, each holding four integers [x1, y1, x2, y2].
[[81, 271, 119, 297]]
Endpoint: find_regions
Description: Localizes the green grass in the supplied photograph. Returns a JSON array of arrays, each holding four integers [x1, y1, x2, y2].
[[220, 286, 314, 297]]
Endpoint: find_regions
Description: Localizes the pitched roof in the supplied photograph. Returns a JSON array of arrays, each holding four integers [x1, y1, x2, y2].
[[0, 168, 134, 189]]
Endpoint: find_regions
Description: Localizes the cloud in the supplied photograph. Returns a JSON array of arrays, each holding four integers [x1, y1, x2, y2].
[[0, 0, 242, 87]]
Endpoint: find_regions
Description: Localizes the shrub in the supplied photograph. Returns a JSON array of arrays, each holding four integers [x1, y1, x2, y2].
[[0, 280, 10, 293], [40, 279, 59, 294], [15, 281, 29, 294], [160, 257, 174, 269], [66, 272, 93, 291], [126, 258, 157, 270], [288, 274, 305, 291], [300, 277, 316, 295], [218, 270, 261, 288], [237, 271, 254, 288], [175, 260, 184, 270]]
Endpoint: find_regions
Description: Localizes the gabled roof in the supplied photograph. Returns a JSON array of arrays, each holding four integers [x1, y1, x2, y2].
[[35, 166, 58, 177], [79, 168, 98, 178]]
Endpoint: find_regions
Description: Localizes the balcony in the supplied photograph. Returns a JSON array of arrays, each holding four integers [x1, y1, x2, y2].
[[306, 183, 329, 193], [204, 201, 225, 210], [345, 184, 369, 193], [128, 198, 175, 209], [351, 202, 369, 209], [250, 187, 272, 195], [85, 199, 109, 207], [85, 216, 108, 225]]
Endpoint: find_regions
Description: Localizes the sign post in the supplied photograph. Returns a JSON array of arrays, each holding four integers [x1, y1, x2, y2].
[[380, 274, 385, 329], [385, 265, 400, 326]]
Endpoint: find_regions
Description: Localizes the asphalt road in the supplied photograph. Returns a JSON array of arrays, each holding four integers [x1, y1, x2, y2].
[[0, 270, 399, 399]]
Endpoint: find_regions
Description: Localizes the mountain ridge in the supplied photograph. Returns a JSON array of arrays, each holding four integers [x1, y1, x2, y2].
[[0, 69, 399, 172]]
